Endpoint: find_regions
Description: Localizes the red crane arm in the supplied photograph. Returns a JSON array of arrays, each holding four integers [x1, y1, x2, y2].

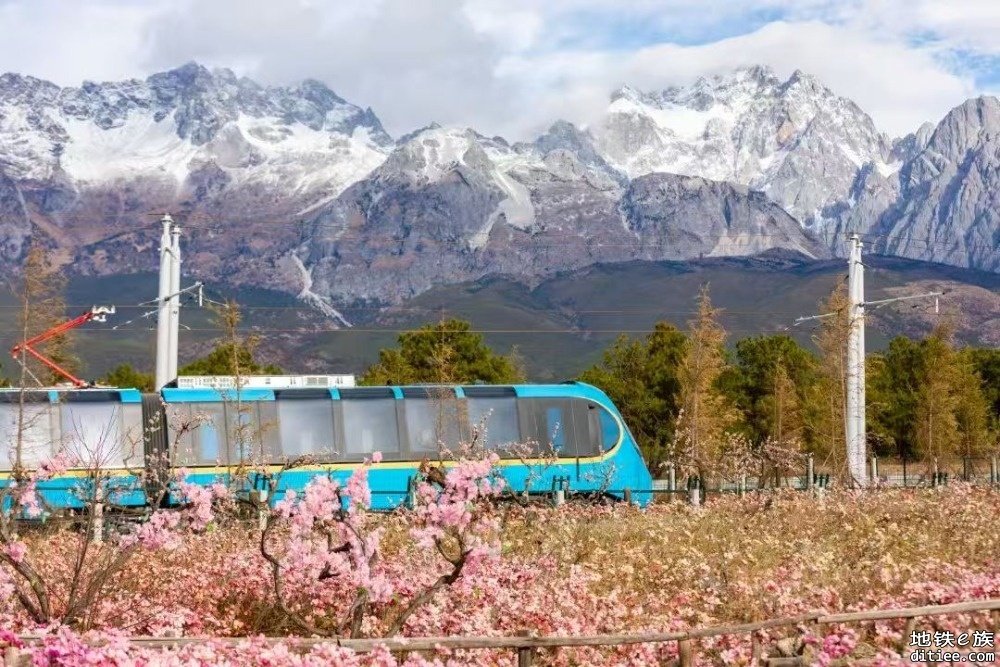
[[11, 311, 97, 354], [10, 306, 115, 388], [16, 345, 87, 388]]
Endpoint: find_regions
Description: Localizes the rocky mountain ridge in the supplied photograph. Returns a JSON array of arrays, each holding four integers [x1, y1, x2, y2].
[[0, 62, 996, 320]]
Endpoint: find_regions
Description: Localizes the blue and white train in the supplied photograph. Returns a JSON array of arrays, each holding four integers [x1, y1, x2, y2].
[[0, 379, 653, 511]]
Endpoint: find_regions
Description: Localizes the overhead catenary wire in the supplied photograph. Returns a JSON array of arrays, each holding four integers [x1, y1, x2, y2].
[[5, 217, 983, 379], [0, 326, 810, 335]]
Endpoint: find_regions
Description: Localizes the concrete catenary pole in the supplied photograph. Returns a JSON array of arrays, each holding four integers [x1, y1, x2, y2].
[[167, 219, 182, 384], [846, 233, 867, 487], [795, 234, 942, 490], [154, 214, 174, 390]]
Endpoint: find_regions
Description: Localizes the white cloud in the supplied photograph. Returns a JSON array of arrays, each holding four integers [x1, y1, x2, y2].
[[0, 0, 993, 141], [621, 21, 977, 136], [842, 0, 1000, 55], [493, 19, 976, 138], [0, 0, 157, 84], [142, 0, 519, 137]]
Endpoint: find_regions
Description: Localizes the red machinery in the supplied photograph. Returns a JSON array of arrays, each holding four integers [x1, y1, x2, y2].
[[10, 306, 115, 388]]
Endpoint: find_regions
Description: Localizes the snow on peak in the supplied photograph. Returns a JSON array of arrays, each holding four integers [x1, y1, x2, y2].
[[610, 84, 646, 104], [0, 63, 393, 197], [383, 126, 483, 182], [590, 66, 894, 225], [377, 125, 540, 248]]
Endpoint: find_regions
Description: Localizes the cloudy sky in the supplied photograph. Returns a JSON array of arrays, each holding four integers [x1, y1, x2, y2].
[[0, 0, 996, 140]]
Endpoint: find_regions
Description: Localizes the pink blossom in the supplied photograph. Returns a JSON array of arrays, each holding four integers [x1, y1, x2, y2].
[[1, 541, 27, 564]]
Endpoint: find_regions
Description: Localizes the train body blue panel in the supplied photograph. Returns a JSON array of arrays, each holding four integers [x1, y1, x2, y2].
[[1, 382, 653, 512]]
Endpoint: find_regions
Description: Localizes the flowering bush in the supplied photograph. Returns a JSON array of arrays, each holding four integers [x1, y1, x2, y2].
[[1, 463, 998, 665]]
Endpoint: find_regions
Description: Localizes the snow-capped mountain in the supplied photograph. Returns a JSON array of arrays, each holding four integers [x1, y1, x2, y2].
[[0, 62, 391, 199], [589, 65, 896, 226]]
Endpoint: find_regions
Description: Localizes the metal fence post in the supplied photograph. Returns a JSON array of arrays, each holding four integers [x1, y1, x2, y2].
[[688, 477, 701, 507], [806, 454, 814, 493], [552, 477, 566, 507], [668, 463, 676, 493], [870, 455, 878, 485], [991, 456, 998, 487], [251, 489, 268, 531], [406, 476, 416, 510]]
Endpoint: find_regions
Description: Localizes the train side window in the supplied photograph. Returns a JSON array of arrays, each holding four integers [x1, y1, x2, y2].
[[600, 409, 620, 450], [587, 403, 603, 454], [257, 402, 281, 463], [276, 399, 336, 461], [566, 400, 609, 458], [226, 404, 263, 464], [164, 404, 194, 464], [516, 399, 576, 458], [547, 407, 565, 451], [466, 397, 519, 450], [0, 404, 55, 469], [189, 403, 227, 466], [60, 403, 137, 468], [403, 398, 465, 458], [341, 398, 400, 460]]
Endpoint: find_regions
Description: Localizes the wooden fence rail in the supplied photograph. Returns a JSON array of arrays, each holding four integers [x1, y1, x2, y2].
[[6, 599, 1000, 666]]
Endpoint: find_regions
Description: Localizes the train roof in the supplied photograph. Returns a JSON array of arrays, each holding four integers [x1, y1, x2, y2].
[[0, 381, 610, 405], [0, 387, 142, 403], [156, 381, 608, 403]]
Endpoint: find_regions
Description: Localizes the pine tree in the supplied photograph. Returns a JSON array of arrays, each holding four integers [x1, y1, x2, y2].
[[360, 319, 523, 386], [769, 363, 804, 447], [179, 300, 283, 377], [101, 364, 155, 392], [16, 240, 78, 386], [807, 281, 850, 476], [955, 349, 997, 458], [913, 327, 960, 466], [867, 336, 923, 459], [720, 334, 816, 446], [676, 284, 733, 482]]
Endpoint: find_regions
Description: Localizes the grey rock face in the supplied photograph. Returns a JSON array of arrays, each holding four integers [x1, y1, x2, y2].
[[874, 97, 1000, 271], [622, 174, 829, 261], [0, 63, 395, 288], [299, 130, 830, 307], [890, 122, 936, 164], [50, 62, 395, 147], [531, 120, 626, 185], [823, 163, 900, 251], [0, 169, 30, 263]]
